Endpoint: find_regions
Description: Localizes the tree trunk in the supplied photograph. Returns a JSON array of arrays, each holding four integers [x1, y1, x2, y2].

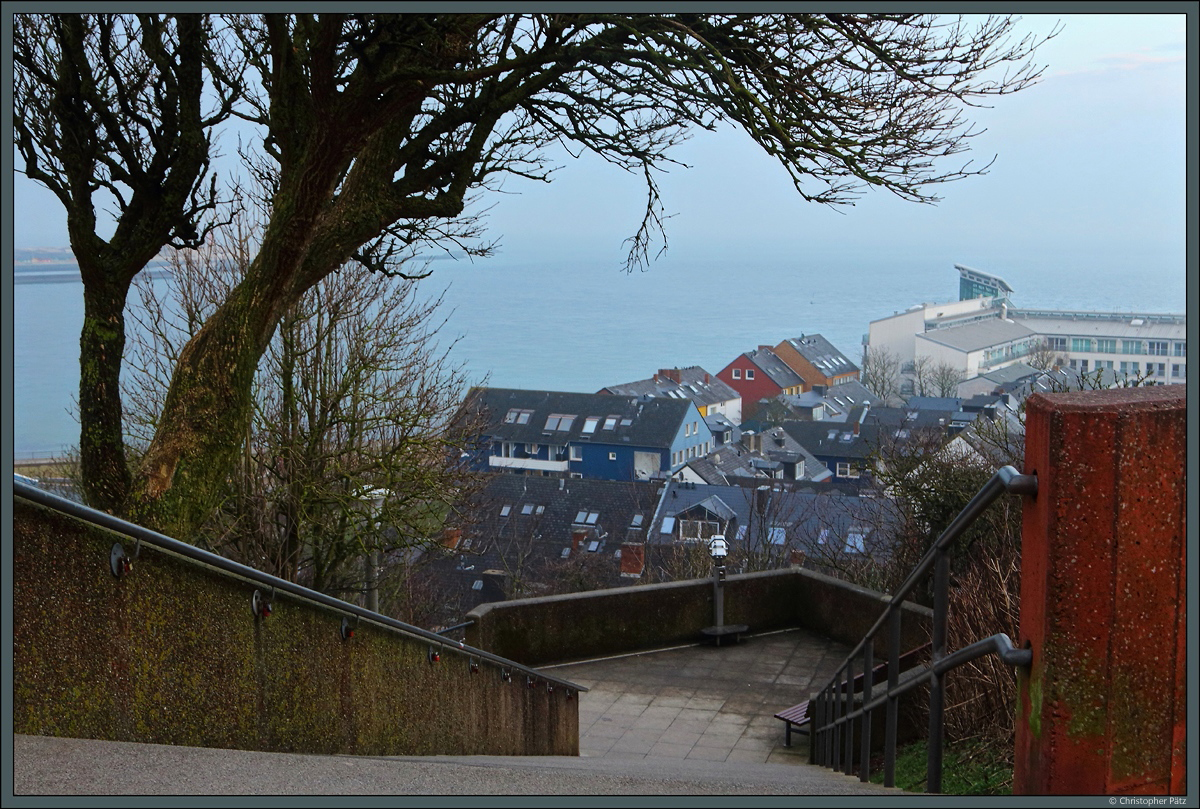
[[77, 270, 133, 513]]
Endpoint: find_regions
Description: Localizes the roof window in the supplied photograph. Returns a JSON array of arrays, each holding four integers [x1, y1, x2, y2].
[[504, 408, 533, 424], [544, 413, 576, 431]]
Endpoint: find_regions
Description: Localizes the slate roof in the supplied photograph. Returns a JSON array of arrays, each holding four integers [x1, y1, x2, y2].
[[781, 334, 860, 376], [600, 366, 739, 410], [744, 348, 805, 389], [781, 419, 881, 463], [463, 387, 695, 448], [434, 475, 664, 615], [776, 380, 881, 422], [649, 481, 894, 559]]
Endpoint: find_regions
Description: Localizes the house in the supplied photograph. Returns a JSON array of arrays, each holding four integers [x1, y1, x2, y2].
[[433, 476, 664, 614], [716, 346, 804, 421], [600, 366, 742, 426], [647, 480, 892, 575], [460, 387, 713, 481], [780, 406, 880, 484], [773, 334, 860, 389], [764, 380, 882, 424], [672, 427, 831, 486]]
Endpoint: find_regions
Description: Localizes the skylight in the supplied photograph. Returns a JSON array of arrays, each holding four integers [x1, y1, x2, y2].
[[603, 416, 618, 430], [582, 416, 600, 434], [500, 505, 511, 517], [544, 414, 576, 431], [521, 503, 534, 515], [504, 408, 533, 424]]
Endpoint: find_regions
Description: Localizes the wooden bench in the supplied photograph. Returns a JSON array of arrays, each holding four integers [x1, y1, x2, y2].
[[775, 642, 931, 747]]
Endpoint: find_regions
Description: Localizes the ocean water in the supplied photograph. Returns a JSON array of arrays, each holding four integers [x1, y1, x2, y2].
[[11, 254, 1188, 457]]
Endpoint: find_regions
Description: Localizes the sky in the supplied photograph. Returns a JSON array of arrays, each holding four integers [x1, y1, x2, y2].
[[10, 13, 1190, 285]]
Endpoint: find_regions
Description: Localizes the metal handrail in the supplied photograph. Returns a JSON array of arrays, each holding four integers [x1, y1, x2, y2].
[[808, 465, 1036, 793], [14, 479, 586, 693]]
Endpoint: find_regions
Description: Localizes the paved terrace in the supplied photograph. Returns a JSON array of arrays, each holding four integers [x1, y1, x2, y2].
[[13, 629, 896, 795], [551, 627, 851, 765]]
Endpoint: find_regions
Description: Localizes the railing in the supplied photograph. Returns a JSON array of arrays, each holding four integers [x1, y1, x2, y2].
[[808, 465, 1036, 793], [13, 478, 585, 694]]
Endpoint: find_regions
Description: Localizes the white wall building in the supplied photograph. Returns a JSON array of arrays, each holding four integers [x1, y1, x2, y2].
[[867, 274, 1186, 388]]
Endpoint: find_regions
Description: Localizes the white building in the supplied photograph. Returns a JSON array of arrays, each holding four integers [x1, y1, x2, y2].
[[867, 269, 1186, 388]]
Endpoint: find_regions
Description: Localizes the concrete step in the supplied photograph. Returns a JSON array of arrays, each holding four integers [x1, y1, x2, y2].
[[14, 734, 898, 795]]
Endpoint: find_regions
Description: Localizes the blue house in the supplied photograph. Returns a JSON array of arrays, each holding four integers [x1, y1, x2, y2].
[[461, 387, 713, 482]]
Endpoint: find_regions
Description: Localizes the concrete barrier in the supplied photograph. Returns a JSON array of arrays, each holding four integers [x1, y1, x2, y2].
[[13, 496, 577, 756], [467, 566, 932, 667]]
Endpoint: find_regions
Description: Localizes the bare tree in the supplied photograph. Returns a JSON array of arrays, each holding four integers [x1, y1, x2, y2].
[[910, 354, 935, 397], [18, 13, 1054, 532], [124, 200, 485, 598], [14, 13, 242, 513], [1024, 338, 1062, 371], [861, 346, 902, 403], [931, 360, 965, 398]]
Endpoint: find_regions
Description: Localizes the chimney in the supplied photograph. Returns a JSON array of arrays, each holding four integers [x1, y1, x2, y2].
[[789, 549, 806, 567], [758, 345, 772, 353], [620, 543, 645, 577], [704, 373, 710, 383], [571, 528, 588, 553], [441, 528, 462, 549], [658, 368, 681, 384]]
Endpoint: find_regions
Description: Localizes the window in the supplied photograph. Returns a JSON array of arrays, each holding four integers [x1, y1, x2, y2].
[[1175, 342, 1186, 357], [1071, 338, 1092, 353], [569, 445, 582, 461], [603, 416, 618, 430], [1096, 339, 1117, 354], [521, 503, 535, 515], [836, 462, 860, 479], [608, 452, 617, 461], [1097, 360, 1113, 370], [1080, 359, 1088, 371], [1149, 341, 1169, 356], [504, 408, 533, 424], [1149, 363, 1165, 376], [1122, 340, 1144, 355], [1046, 337, 1067, 352], [845, 531, 866, 553], [745, 369, 755, 380], [525, 443, 539, 455], [544, 413, 575, 431], [499, 505, 511, 517], [1172, 364, 1184, 378], [732, 368, 741, 379], [582, 416, 600, 434]]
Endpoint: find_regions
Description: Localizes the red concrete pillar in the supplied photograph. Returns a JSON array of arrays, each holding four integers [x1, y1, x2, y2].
[[1015, 386, 1187, 795]]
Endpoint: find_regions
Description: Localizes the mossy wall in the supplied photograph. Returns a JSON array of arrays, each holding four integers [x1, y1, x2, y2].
[[13, 497, 577, 756], [467, 567, 932, 667]]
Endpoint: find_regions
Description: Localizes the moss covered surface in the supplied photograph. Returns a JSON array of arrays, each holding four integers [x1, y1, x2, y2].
[[13, 497, 576, 756], [469, 567, 932, 667]]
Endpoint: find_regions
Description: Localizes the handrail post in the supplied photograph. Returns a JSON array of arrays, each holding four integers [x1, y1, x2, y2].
[[884, 608, 900, 787], [859, 642, 873, 781], [927, 546, 950, 794], [843, 663, 855, 774]]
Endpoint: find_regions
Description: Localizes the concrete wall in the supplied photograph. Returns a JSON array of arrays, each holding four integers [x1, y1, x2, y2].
[[13, 496, 577, 756], [467, 567, 932, 667], [1015, 386, 1187, 795]]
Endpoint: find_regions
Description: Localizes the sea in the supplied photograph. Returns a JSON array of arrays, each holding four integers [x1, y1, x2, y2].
[[11, 253, 1188, 458]]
